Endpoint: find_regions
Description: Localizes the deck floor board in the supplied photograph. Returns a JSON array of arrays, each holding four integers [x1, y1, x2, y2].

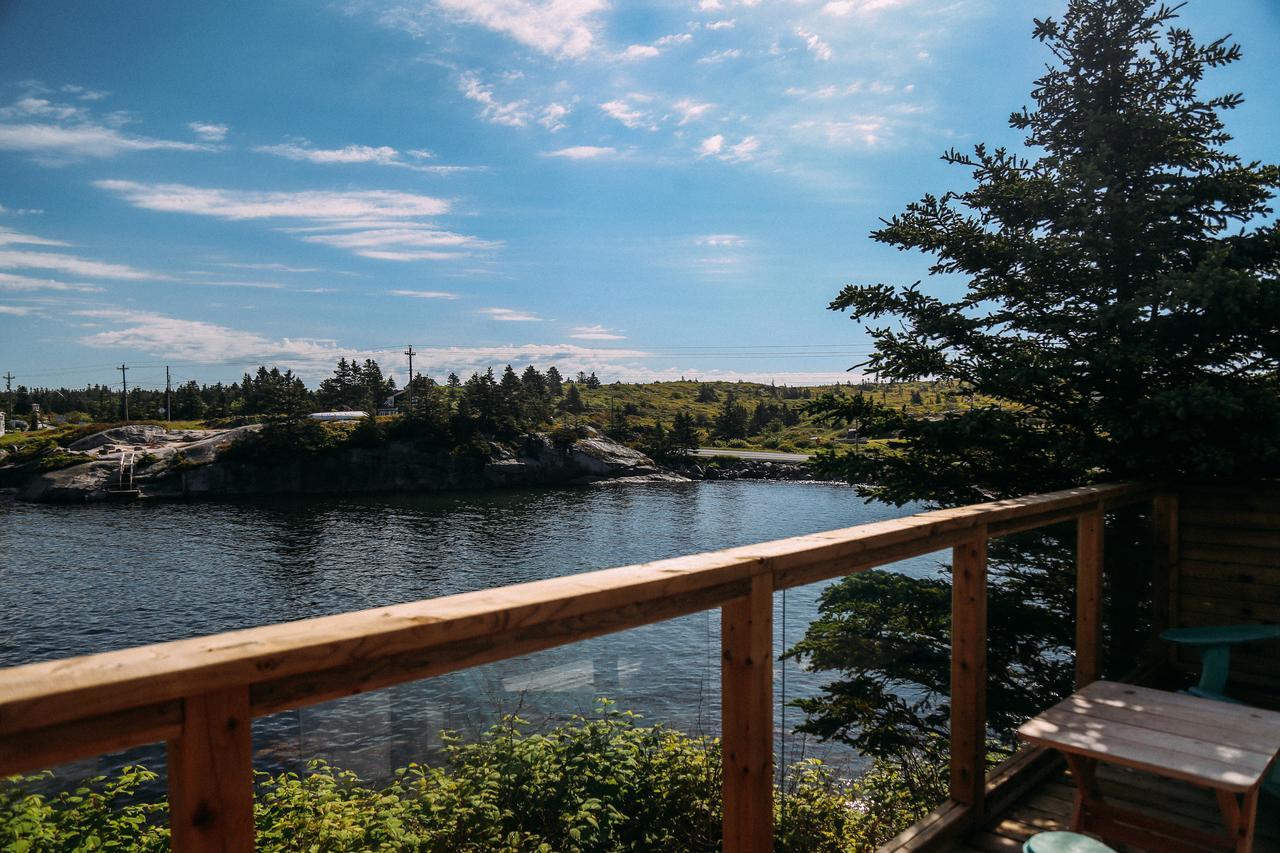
[[939, 763, 1280, 852]]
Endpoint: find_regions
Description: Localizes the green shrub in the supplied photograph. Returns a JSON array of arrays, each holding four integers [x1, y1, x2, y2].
[[0, 706, 924, 851]]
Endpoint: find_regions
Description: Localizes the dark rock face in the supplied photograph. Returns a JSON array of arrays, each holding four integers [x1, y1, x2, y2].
[[11, 426, 684, 503], [670, 457, 815, 482]]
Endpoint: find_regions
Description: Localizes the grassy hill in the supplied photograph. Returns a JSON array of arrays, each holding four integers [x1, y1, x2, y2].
[[572, 380, 985, 453]]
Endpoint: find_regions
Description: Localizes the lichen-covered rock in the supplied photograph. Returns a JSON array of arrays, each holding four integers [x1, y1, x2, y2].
[[67, 424, 168, 451]]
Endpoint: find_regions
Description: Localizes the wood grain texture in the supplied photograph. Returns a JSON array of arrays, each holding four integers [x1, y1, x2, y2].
[[950, 532, 989, 814], [1075, 510, 1104, 688], [721, 573, 773, 853], [168, 688, 254, 853]]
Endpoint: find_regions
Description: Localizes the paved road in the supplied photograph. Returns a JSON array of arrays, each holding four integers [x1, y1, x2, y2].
[[692, 448, 813, 463]]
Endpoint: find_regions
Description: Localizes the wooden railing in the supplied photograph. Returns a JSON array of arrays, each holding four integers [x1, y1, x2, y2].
[[0, 482, 1160, 852]]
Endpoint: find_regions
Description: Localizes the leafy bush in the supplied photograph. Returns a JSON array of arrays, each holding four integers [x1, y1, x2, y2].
[[0, 705, 926, 851], [219, 420, 358, 467]]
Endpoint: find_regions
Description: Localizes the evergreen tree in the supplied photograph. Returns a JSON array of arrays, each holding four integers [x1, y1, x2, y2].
[[793, 0, 1280, 762], [544, 366, 564, 397], [670, 411, 700, 456], [561, 382, 586, 414], [695, 384, 718, 403], [585, 371, 602, 389], [713, 392, 749, 440]]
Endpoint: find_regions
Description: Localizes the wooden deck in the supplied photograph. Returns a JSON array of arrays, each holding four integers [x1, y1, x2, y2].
[[950, 763, 1280, 853]]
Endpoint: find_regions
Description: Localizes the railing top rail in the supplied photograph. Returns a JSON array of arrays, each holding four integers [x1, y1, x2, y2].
[[0, 481, 1153, 744]]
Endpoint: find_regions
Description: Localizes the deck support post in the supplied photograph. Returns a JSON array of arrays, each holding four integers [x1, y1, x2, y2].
[[722, 572, 773, 853], [1151, 493, 1179, 661], [950, 530, 988, 819], [1076, 510, 1105, 688], [168, 688, 254, 853]]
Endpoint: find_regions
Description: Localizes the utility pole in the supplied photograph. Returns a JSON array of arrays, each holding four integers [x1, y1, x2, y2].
[[118, 363, 129, 422], [404, 345, 416, 413], [165, 366, 172, 423], [2, 371, 12, 415]]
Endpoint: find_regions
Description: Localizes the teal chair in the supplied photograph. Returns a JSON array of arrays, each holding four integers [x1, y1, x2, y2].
[[1023, 831, 1116, 852], [1160, 624, 1280, 797]]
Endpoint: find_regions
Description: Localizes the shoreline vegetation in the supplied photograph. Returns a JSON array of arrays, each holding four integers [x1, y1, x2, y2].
[[0, 704, 943, 852], [0, 364, 976, 502]]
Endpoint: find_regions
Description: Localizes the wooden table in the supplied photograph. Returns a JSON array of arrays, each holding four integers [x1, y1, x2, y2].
[[1017, 680, 1280, 853]]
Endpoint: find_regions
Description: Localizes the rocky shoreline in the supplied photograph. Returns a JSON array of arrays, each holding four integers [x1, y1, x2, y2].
[[0, 425, 819, 504]]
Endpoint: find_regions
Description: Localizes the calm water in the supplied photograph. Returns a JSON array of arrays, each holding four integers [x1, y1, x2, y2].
[[0, 481, 941, 783]]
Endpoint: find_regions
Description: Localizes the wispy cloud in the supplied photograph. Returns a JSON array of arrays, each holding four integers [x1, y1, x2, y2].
[[0, 94, 213, 163], [188, 121, 228, 141], [95, 180, 496, 263], [796, 28, 833, 61], [95, 180, 449, 219], [0, 304, 34, 316], [696, 48, 741, 64], [600, 98, 654, 130], [481, 307, 542, 322], [256, 141, 479, 174], [695, 234, 746, 247], [672, 98, 714, 126], [542, 145, 616, 159], [388, 289, 460, 299], [0, 227, 69, 247], [569, 324, 625, 340], [432, 0, 607, 60], [76, 308, 345, 363], [0, 249, 159, 280], [458, 73, 536, 127], [0, 271, 104, 293], [697, 134, 759, 163]]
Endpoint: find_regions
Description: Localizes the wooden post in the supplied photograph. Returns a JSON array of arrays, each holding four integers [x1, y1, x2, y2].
[[168, 688, 254, 852], [722, 572, 773, 853], [1151, 493, 1179, 660], [1076, 510, 1105, 689], [950, 531, 988, 818]]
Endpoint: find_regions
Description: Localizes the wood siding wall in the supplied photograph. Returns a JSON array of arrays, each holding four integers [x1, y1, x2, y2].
[[1175, 484, 1280, 705]]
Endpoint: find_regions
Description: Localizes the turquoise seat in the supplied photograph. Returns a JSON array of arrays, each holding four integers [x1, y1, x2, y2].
[[1023, 831, 1117, 852], [1160, 623, 1280, 797]]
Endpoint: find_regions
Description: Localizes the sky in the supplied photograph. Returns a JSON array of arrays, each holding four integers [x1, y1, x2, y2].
[[1, 0, 1278, 391]]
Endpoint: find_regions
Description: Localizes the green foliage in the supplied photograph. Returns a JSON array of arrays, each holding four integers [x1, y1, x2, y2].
[[793, 0, 1278, 786], [0, 706, 927, 852], [822, 0, 1280, 502], [0, 766, 168, 851], [219, 419, 360, 466]]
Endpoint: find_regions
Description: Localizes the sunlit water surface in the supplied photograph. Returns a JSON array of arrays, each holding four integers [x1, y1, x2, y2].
[[0, 481, 940, 785]]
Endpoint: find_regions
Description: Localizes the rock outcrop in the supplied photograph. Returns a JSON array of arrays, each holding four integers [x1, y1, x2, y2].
[[10, 425, 685, 503]]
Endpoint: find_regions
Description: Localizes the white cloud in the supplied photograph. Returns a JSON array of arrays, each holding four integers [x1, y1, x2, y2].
[[797, 28, 833, 61], [459, 73, 534, 127], [95, 180, 495, 262], [0, 122, 211, 161], [389, 289, 460, 299], [600, 99, 652, 129], [539, 102, 571, 132], [695, 234, 746, 247], [76, 308, 346, 364], [705, 19, 735, 29], [822, 0, 912, 14], [698, 133, 758, 163], [543, 145, 616, 159], [569, 324, 625, 340], [434, 0, 607, 59], [481, 307, 542, 322], [211, 262, 321, 273], [0, 272, 103, 293], [621, 44, 660, 60], [256, 141, 479, 174], [0, 249, 159, 280], [673, 98, 714, 125], [95, 180, 450, 220], [0, 304, 33, 316], [0, 227, 69, 247], [696, 48, 741, 64], [188, 121, 228, 141]]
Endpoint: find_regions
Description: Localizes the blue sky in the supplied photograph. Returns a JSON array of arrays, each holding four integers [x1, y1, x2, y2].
[[1, 0, 1277, 390]]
